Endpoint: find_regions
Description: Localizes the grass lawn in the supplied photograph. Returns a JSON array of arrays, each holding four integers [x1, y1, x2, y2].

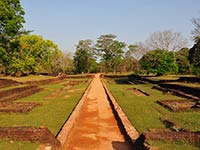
[[165, 82, 200, 88], [0, 77, 91, 149], [1, 75, 55, 83], [146, 75, 196, 81], [104, 77, 200, 149], [148, 140, 199, 150], [0, 140, 39, 150]]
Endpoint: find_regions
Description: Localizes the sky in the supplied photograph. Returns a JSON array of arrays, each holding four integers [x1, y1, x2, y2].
[[21, 0, 200, 53]]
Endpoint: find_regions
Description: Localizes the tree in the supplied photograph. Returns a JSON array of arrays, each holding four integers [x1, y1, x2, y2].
[[127, 42, 149, 60], [95, 34, 125, 73], [175, 48, 191, 74], [59, 52, 74, 74], [189, 37, 200, 75], [115, 46, 141, 73], [117, 55, 140, 73], [140, 49, 178, 75], [42, 40, 62, 73], [145, 30, 188, 51], [73, 40, 94, 73], [0, 0, 25, 40], [191, 17, 200, 40], [0, 0, 25, 75], [7, 35, 62, 76]]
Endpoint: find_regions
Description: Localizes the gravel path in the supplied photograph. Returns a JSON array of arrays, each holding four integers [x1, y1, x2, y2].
[[63, 74, 132, 150]]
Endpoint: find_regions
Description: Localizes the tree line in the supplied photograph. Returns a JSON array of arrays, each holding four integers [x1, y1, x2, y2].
[[74, 31, 200, 76], [0, 0, 72, 76], [1, 0, 200, 76]]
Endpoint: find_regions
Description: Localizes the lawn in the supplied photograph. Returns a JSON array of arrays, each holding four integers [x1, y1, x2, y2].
[[104, 77, 200, 149], [1, 75, 55, 83], [146, 75, 196, 81], [0, 77, 91, 149]]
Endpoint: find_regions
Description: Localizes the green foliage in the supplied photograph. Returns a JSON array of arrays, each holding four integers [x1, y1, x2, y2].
[[175, 48, 191, 74], [189, 38, 200, 76], [0, 46, 8, 65], [0, 0, 25, 39], [117, 56, 140, 73], [5, 35, 62, 75], [95, 34, 125, 73], [140, 49, 178, 75], [0, 0, 26, 75], [73, 40, 94, 73], [117, 45, 142, 72]]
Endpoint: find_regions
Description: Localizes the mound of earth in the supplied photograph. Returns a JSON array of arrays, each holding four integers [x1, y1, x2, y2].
[[0, 126, 60, 148], [128, 88, 149, 96], [157, 100, 199, 112], [143, 128, 200, 145], [0, 85, 41, 102], [0, 102, 41, 113], [0, 79, 22, 88]]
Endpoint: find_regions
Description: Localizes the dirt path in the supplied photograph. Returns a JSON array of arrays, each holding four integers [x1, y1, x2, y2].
[[63, 74, 132, 150]]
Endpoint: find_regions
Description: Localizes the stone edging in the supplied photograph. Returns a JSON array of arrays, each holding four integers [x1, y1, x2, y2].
[[56, 78, 95, 150], [101, 79, 140, 143]]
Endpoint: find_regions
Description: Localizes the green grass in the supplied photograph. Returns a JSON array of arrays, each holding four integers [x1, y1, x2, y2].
[[146, 75, 181, 81], [0, 140, 39, 150], [0, 78, 91, 149], [0, 84, 27, 92], [148, 140, 199, 150], [146, 75, 196, 81], [166, 82, 200, 88], [1, 75, 55, 83], [104, 77, 200, 149]]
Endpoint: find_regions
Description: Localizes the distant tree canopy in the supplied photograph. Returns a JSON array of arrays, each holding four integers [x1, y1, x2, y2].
[[146, 30, 188, 51], [95, 34, 126, 73], [73, 40, 95, 74], [59, 52, 73, 74], [140, 49, 178, 75], [1, 1, 199, 77], [3, 35, 62, 76], [189, 37, 200, 75], [175, 48, 191, 74]]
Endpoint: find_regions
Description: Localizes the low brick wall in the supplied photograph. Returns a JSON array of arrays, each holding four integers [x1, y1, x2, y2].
[[56, 78, 94, 150], [101, 79, 140, 143], [0, 126, 60, 149], [159, 83, 200, 99]]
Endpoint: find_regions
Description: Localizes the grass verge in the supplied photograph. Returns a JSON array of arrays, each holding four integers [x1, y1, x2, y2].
[[104, 77, 200, 149], [0, 78, 91, 149]]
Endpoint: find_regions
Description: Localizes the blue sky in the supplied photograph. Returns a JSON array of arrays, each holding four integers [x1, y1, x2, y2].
[[21, 0, 200, 52]]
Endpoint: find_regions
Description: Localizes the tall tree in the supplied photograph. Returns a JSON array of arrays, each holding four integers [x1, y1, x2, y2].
[[117, 54, 140, 73], [145, 30, 188, 51], [73, 40, 94, 73], [191, 17, 200, 40], [175, 48, 191, 74], [95, 34, 125, 73], [0, 0, 25, 75], [127, 42, 149, 60], [8, 35, 62, 76], [189, 37, 200, 75], [59, 52, 74, 74], [140, 49, 178, 75], [42, 40, 62, 73]]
